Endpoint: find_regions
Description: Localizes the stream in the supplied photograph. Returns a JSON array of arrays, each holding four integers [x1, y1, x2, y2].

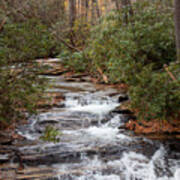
[[1, 60, 180, 180]]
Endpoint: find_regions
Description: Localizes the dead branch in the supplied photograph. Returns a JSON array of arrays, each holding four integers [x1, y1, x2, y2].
[[97, 66, 108, 83], [55, 34, 81, 52], [0, 18, 6, 31], [164, 64, 177, 81]]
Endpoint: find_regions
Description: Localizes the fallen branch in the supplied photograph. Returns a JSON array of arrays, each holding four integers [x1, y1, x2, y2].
[[97, 66, 108, 83], [164, 64, 176, 81], [54, 34, 81, 52], [0, 18, 6, 31]]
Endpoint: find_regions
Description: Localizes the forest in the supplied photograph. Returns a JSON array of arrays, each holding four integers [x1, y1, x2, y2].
[[0, 0, 179, 134], [0, 0, 180, 179]]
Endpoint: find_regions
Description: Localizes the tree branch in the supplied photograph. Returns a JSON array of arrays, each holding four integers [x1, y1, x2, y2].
[[0, 18, 6, 31], [56, 35, 81, 52], [164, 64, 176, 81]]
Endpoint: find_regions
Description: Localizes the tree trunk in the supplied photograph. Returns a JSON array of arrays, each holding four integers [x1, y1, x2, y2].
[[69, 0, 76, 28], [77, 0, 81, 17], [174, 0, 180, 61], [95, 0, 101, 18], [92, 0, 101, 19], [81, 0, 85, 17], [114, 0, 120, 10], [121, 0, 133, 24], [91, 0, 95, 24], [69, 0, 76, 46], [85, 0, 89, 21]]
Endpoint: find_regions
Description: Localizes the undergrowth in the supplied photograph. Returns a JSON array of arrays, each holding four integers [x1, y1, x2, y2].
[[63, 0, 180, 122], [0, 0, 64, 127]]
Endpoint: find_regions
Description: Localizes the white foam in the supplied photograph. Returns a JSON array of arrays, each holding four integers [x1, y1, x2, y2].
[[86, 126, 119, 142], [69, 103, 119, 116], [65, 96, 80, 107], [78, 174, 120, 180], [106, 115, 122, 127], [151, 145, 165, 162], [116, 134, 132, 141], [106, 146, 180, 180], [22, 133, 37, 140], [86, 155, 103, 169], [174, 168, 180, 180], [65, 93, 119, 117]]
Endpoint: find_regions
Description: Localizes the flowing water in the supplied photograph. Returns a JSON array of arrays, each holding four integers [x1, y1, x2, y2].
[[2, 67, 180, 180]]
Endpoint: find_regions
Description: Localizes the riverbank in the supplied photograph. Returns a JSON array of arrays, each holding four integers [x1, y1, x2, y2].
[[1, 58, 180, 142], [59, 62, 180, 140], [0, 59, 180, 180]]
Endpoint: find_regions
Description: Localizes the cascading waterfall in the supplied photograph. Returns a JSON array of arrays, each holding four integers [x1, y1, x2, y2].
[[15, 75, 180, 180]]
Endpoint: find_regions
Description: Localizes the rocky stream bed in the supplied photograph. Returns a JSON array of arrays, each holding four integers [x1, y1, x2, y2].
[[0, 59, 180, 180]]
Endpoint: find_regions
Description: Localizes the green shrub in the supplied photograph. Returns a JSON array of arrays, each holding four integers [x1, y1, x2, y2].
[[0, 20, 53, 128], [0, 0, 65, 26], [0, 1, 64, 129], [129, 63, 180, 121], [0, 20, 60, 63], [66, 0, 179, 122], [84, 0, 175, 83], [40, 126, 61, 143], [0, 63, 46, 128], [59, 50, 89, 72]]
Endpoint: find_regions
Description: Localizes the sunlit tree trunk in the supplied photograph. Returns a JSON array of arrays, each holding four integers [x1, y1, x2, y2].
[[69, 0, 76, 28], [114, 0, 120, 10], [77, 0, 81, 17], [81, 0, 85, 17], [174, 0, 180, 61], [95, 0, 101, 18], [91, 0, 95, 24], [90, 0, 101, 23], [85, 0, 89, 21]]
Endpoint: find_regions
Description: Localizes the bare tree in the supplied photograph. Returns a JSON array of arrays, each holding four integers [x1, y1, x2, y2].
[[174, 0, 180, 61]]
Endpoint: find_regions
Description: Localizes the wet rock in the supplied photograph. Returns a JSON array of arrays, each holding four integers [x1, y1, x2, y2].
[[0, 154, 10, 163], [65, 78, 81, 82], [112, 104, 133, 115], [164, 140, 180, 160], [19, 145, 98, 166], [2, 62, 180, 179], [0, 167, 17, 180], [0, 137, 13, 145], [121, 114, 136, 123], [35, 116, 112, 134], [168, 141, 180, 152], [43, 70, 68, 76], [33, 110, 110, 133], [16, 167, 56, 180], [37, 92, 65, 109], [36, 58, 68, 76], [118, 95, 129, 103], [70, 74, 88, 79], [80, 76, 92, 82], [0, 132, 13, 145], [112, 109, 134, 115], [38, 119, 60, 125]]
